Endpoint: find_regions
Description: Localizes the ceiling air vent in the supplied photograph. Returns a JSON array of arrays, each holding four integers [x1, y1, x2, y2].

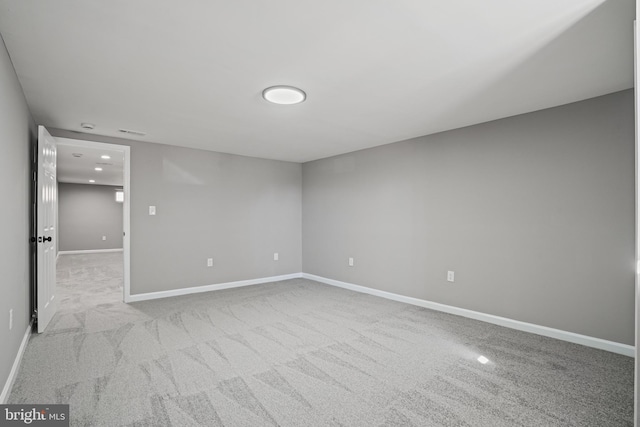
[[118, 128, 146, 137]]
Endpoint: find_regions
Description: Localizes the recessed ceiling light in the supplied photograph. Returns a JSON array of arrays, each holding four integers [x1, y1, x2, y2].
[[81, 123, 95, 130], [101, 155, 111, 160], [89, 180, 95, 183], [94, 167, 103, 171], [477, 356, 489, 364], [262, 86, 306, 105]]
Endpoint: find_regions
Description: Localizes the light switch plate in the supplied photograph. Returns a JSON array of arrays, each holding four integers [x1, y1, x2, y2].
[[149, 206, 156, 216]]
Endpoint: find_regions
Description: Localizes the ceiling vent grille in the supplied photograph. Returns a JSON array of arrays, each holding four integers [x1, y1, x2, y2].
[[118, 128, 146, 136]]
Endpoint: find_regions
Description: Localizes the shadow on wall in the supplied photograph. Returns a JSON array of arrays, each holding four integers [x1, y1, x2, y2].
[[416, 0, 633, 134]]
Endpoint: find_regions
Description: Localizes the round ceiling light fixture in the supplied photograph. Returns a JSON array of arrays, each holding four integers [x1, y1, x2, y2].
[[262, 85, 306, 105]]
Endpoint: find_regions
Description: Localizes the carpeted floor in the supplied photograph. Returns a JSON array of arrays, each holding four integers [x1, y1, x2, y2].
[[9, 253, 634, 426]]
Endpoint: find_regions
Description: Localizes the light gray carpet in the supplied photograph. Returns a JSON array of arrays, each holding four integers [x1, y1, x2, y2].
[[9, 253, 633, 426]]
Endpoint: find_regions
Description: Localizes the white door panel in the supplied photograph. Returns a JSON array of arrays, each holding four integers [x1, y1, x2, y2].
[[37, 126, 57, 333]]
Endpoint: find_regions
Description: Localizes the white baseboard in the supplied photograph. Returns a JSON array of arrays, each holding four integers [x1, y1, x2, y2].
[[302, 273, 635, 358], [1, 325, 31, 404], [58, 248, 123, 255], [126, 273, 304, 303]]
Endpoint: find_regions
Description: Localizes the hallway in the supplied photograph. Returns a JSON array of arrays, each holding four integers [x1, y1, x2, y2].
[[56, 252, 124, 314]]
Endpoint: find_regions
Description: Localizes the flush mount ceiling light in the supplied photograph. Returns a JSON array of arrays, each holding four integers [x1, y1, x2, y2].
[[94, 167, 103, 171], [262, 86, 306, 105], [101, 155, 111, 160], [89, 180, 95, 183]]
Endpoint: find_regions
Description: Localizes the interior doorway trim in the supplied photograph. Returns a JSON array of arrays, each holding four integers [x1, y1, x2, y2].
[[55, 137, 131, 303]]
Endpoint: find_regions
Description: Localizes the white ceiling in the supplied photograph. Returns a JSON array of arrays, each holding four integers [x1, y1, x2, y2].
[[0, 0, 634, 163], [57, 139, 124, 186]]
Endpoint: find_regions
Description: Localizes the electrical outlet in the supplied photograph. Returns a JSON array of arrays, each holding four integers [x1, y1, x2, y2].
[[149, 206, 156, 216], [207, 258, 213, 267], [349, 257, 354, 267], [274, 252, 279, 261], [447, 271, 455, 282], [102, 235, 107, 241], [9, 309, 13, 331]]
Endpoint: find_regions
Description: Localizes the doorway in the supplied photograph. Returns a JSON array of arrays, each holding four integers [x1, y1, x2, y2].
[[54, 137, 131, 305]]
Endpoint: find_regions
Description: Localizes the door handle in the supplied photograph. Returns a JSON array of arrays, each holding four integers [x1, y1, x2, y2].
[[37, 236, 52, 243]]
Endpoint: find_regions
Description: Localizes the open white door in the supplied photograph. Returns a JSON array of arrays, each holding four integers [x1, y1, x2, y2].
[[36, 126, 58, 333]]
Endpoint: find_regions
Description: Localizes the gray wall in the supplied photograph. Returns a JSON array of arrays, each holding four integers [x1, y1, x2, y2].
[[303, 90, 635, 345], [50, 130, 303, 295], [635, 10, 639, 422], [0, 36, 34, 399], [58, 183, 123, 251]]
